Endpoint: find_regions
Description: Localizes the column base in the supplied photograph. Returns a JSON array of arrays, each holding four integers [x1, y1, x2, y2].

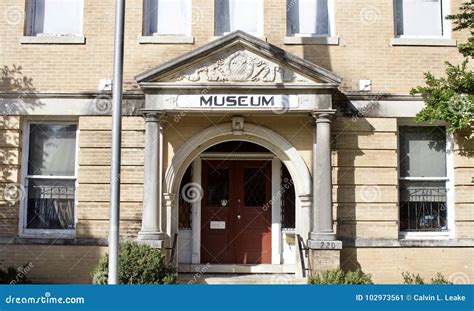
[[137, 231, 166, 248], [307, 239, 342, 276], [309, 232, 337, 242]]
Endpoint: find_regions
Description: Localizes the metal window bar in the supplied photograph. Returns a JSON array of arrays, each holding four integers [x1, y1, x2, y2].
[[400, 186, 447, 232], [26, 181, 75, 230]]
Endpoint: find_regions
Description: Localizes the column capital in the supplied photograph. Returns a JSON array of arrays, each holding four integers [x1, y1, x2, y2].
[[142, 110, 166, 123], [311, 109, 337, 123]]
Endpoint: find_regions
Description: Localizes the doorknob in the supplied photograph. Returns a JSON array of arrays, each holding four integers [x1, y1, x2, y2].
[[237, 215, 241, 220]]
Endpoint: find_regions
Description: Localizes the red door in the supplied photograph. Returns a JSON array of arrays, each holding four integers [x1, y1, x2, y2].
[[201, 160, 272, 264]]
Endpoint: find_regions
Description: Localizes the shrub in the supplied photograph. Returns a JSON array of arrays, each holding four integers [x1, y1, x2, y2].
[[92, 241, 177, 284], [309, 268, 373, 284], [402, 272, 425, 284], [0, 264, 32, 284], [431, 273, 452, 284], [402, 272, 452, 284]]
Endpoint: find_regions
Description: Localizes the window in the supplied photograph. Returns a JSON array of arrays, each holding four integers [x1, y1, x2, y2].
[[143, 0, 192, 36], [395, 0, 449, 37], [26, 0, 83, 36], [398, 126, 452, 234], [215, 0, 264, 36], [22, 123, 78, 236], [287, 0, 333, 37]]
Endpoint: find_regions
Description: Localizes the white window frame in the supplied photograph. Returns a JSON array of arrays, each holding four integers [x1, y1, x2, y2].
[[397, 120, 455, 240], [19, 120, 79, 239], [394, 0, 452, 39], [142, 0, 192, 37], [26, 0, 84, 37], [286, 0, 336, 38], [214, 0, 264, 37]]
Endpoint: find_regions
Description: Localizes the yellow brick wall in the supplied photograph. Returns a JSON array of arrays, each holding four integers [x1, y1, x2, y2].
[[342, 247, 474, 284], [0, 0, 469, 94], [0, 116, 21, 236], [454, 129, 474, 239], [332, 117, 399, 239], [0, 245, 107, 284], [77, 116, 145, 239]]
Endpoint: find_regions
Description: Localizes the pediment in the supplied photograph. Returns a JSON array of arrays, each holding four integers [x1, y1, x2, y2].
[[136, 31, 342, 88]]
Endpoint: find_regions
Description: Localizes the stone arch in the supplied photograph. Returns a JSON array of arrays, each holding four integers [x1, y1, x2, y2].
[[164, 122, 312, 197]]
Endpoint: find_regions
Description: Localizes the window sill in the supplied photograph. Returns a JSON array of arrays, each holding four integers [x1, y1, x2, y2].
[[391, 37, 457, 47], [20, 230, 76, 239], [399, 231, 452, 240], [139, 35, 194, 44], [283, 36, 339, 45], [20, 35, 86, 45]]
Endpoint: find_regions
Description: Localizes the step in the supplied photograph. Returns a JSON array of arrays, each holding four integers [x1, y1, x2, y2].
[[178, 274, 307, 285]]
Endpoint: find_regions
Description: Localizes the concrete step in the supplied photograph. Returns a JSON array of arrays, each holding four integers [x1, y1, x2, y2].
[[178, 273, 307, 285]]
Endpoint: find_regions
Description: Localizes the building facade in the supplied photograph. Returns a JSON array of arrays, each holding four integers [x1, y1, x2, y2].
[[0, 0, 472, 284]]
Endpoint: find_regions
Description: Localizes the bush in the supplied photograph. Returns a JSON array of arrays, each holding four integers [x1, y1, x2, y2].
[[431, 273, 452, 284], [402, 272, 452, 284], [92, 241, 177, 284], [0, 264, 32, 284], [309, 268, 373, 284]]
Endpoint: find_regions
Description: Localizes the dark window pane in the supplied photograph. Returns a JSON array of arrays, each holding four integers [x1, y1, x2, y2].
[[178, 166, 193, 229], [207, 168, 229, 206], [26, 178, 75, 229], [399, 126, 446, 178], [281, 165, 295, 229], [244, 167, 266, 207], [28, 124, 77, 176], [399, 180, 447, 232]]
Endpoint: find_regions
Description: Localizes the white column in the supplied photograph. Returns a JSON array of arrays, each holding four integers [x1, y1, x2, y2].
[[138, 112, 166, 248], [271, 157, 282, 265], [309, 110, 337, 244]]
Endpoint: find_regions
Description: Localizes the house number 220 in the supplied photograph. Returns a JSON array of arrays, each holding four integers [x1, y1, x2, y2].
[[320, 242, 337, 249]]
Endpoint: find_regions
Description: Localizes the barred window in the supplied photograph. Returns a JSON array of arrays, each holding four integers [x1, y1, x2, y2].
[[23, 123, 77, 233], [398, 126, 449, 232]]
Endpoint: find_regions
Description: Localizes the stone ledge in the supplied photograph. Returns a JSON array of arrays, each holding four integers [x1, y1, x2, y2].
[[0, 237, 108, 246], [139, 35, 194, 44], [342, 239, 474, 248], [20, 35, 86, 44], [391, 37, 457, 47], [283, 36, 339, 45]]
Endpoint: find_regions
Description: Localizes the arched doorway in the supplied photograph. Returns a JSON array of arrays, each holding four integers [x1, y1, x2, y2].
[[163, 121, 312, 276]]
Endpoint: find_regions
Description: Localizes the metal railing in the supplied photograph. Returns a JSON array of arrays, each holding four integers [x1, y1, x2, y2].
[[399, 186, 447, 232]]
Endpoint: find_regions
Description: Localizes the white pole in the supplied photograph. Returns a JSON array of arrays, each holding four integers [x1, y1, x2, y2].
[[108, 0, 126, 285]]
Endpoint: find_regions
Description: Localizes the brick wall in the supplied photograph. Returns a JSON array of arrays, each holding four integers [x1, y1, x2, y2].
[[0, 0, 469, 94]]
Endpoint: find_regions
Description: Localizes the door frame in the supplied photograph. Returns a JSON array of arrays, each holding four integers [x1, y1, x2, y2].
[[191, 153, 282, 265]]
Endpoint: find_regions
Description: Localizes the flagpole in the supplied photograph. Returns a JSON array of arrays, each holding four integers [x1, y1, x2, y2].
[[108, 0, 126, 285]]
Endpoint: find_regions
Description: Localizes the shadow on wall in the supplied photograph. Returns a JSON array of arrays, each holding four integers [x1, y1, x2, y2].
[[0, 65, 107, 284]]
